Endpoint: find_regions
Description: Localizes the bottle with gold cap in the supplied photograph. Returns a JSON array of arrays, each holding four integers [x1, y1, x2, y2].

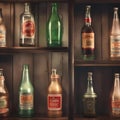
[[47, 69, 62, 117]]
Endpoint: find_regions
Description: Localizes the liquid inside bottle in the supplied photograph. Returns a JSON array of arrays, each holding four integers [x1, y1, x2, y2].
[[20, 3, 35, 47], [110, 7, 120, 59], [83, 72, 97, 117], [111, 73, 120, 117], [47, 69, 62, 117], [0, 69, 9, 118], [81, 5, 95, 60], [19, 64, 34, 117], [46, 3, 63, 47]]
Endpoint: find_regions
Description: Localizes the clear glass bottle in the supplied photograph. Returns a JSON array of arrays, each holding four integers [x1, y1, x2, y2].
[[46, 3, 63, 47], [111, 73, 120, 117], [110, 7, 120, 59], [0, 69, 9, 117], [83, 72, 97, 117], [0, 8, 6, 47], [20, 3, 35, 47], [81, 5, 95, 60], [19, 64, 34, 117], [47, 69, 62, 117]]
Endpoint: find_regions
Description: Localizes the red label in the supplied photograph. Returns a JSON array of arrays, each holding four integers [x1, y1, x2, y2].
[[48, 94, 62, 110], [22, 20, 35, 37]]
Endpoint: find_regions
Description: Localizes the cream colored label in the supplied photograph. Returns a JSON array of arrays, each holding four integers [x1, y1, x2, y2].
[[82, 32, 94, 49]]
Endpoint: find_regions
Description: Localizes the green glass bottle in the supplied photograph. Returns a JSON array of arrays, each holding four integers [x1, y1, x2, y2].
[[19, 64, 34, 117], [46, 3, 63, 47]]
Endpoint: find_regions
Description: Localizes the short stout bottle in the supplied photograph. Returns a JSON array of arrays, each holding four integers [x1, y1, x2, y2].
[[81, 5, 95, 60], [110, 7, 120, 59], [19, 64, 34, 117], [20, 3, 35, 47], [111, 73, 120, 117], [47, 69, 62, 117], [46, 3, 63, 47], [0, 69, 9, 117], [0, 8, 6, 47], [83, 72, 97, 117]]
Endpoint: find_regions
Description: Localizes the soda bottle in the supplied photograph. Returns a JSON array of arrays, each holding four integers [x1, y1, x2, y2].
[[46, 3, 63, 47], [19, 64, 34, 117], [47, 69, 62, 117], [83, 72, 97, 117], [81, 5, 95, 60], [110, 7, 120, 59], [20, 3, 35, 47]]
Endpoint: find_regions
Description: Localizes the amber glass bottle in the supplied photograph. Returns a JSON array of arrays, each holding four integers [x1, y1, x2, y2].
[[83, 72, 97, 117], [0, 69, 9, 118], [47, 69, 62, 117], [81, 5, 95, 60]]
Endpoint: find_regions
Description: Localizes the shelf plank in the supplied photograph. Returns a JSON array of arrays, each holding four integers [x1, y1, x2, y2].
[[0, 47, 69, 54]]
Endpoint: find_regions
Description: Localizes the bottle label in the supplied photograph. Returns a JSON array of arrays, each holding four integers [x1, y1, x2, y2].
[[48, 94, 62, 110], [83, 97, 96, 115], [22, 20, 35, 38], [0, 96, 9, 114], [82, 32, 94, 49], [112, 100, 120, 115], [19, 93, 33, 110], [0, 30, 6, 47], [110, 35, 120, 58]]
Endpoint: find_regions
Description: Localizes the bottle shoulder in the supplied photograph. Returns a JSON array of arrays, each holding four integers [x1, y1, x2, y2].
[[81, 25, 94, 33]]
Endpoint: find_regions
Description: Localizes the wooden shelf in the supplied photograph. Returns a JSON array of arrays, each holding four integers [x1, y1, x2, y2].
[[0, 47, 69, 54], [75, 60, 120, 66]]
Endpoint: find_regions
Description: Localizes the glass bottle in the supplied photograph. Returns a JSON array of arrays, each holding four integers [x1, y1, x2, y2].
[[83, 72, 97, 117], [19, 64, 34, 117], [110, 7, 120, 59], [0, 8, 6, 47], [46, 3, 63, 47], [81, 5, 95, 60], [47, 69, 62, 117], [111, 73, 120, 117], [20, 3, 35, 47], [0, 69, 9, 117]]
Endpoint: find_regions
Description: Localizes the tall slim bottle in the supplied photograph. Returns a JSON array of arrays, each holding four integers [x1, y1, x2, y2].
[[0, 8, 6, 47], [19, 64, 34, 117], [20, 3, 35, 47], [46, 3, 63, 47], [111, 73, 120, 117], [110, 7, 120, 59], [81, 5, 95, 60], [47, 69, 62, 117], [0, 69, 9, 118], [83, 72, 97, 117]]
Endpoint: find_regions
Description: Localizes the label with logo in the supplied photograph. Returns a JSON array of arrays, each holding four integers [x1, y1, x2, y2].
[[112, 100, 120, 114], [19, 93, 33, 110], [0, 30, 6, 47], [48, 94, 62, 110], [110, 35, 120, 58], [82, 32, 94, 49], [22, 20, 35, 38], [0, 96, 9, 114]]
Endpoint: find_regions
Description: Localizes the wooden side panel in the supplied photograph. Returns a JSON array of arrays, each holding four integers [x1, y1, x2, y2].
[[13, 54, 33, 113]]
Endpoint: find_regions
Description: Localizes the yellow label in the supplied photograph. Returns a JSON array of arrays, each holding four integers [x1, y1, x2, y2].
[[82, 32, 94, 49]]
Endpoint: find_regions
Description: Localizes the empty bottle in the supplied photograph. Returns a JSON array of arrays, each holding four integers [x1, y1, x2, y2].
[[110, 7, 120, 59], [83, 72, 97, 117], [19, 64, 34, 117], [46, 3, 63, 47], [81, 5, 95, 60], [20, 3, 36, 47]]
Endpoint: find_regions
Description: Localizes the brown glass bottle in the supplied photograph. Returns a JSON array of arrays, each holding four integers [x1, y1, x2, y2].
[[47, 69, 62, 117], [81, 5, 95, 60], [0, 69, 9, 118]]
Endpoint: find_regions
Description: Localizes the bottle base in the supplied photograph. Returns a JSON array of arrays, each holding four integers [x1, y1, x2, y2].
[[81, 55, 95, 61], [48, 110, 62, 118]]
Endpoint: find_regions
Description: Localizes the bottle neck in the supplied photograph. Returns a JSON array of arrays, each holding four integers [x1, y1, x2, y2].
[[0, 10, 3, 23], [52, 3, 58, 14], [24, 3, 30, 14], [85, 7, 91, 26]]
